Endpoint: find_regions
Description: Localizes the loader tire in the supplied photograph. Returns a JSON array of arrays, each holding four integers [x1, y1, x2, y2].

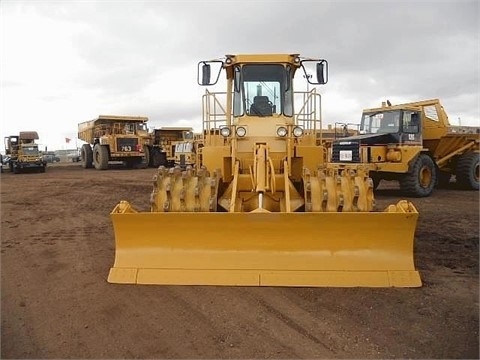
[[93, 144, 109, 170], [399, 154, 436, 197], [81, 144, 93, 169], [370, 173, 381, 190], [151, 166, 219, 212], [456, 152, 479, 190]]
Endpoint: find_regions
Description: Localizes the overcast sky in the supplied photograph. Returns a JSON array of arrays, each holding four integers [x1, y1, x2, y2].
[[1, 0, 478, 150]]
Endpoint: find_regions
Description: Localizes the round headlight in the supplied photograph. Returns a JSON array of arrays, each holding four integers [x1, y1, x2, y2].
[[276, 127, 287, 137], [294, 56, 301, 63], [236, 126, 246, 137], [220, 127, 231, 137], [293, 126, 304, 137]]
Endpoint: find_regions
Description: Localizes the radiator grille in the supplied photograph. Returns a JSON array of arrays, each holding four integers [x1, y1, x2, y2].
[[331, 141, 361, 162]]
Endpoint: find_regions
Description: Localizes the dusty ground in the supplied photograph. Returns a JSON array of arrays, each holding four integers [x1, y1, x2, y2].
[[1, 163, 478, 359]]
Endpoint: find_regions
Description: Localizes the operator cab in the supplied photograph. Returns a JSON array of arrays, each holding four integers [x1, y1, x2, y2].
[[198, 54, 328, 119], [360, 109, 421, 144]]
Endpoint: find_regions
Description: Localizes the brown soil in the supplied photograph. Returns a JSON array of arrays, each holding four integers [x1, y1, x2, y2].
[[1, 164, 478, 359]]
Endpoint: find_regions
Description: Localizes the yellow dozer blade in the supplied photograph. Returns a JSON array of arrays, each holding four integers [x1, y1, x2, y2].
[[108, 200, 421, 287]]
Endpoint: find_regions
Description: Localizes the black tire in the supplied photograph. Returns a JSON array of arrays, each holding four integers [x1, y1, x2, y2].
[[144, 145, 152, 167], [151, 149, 167, 168], [456, 152, 479, 190], [370, 173, 382, 190], [399, 154, 437, 197], [436, 170, 452, 188], [93, 144, 109, 170], [124, 158, 145, 169], [81, 144, 93, 169]]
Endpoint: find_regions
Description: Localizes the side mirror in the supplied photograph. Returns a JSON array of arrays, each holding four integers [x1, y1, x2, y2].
[[316, 61, 328, 84], [301, 59, 328, 85], [201, 64, 211, 85], [197, 60, 224, 86]]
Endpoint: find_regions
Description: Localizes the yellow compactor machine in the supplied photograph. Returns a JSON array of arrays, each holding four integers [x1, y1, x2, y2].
[[108, 54, 421, 287]]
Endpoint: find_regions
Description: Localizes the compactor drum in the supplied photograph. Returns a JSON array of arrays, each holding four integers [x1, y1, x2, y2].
[[108, 54, 421, 287]]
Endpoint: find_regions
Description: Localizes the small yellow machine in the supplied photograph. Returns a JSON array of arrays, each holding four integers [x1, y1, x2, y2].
[[330, 99, 479, 196], [4, 131, 46, 173], [108, 54, 421, 287]]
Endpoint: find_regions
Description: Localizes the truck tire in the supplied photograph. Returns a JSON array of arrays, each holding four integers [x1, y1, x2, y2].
[[399, 154, 436, 197], [93, 144, 109, 170], [151, 149, 167, 168], [436, 170, 452, 188], [456, 152, 479, 190], [81, 144, 93, 169], [144, 145, 152, 167], [124, 157, 146, 169]]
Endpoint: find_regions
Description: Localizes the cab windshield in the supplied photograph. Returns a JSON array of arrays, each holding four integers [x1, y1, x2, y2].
[[360, 110, 401, 134], [22, 145, 39, 155], [233, 64, 293, 117]]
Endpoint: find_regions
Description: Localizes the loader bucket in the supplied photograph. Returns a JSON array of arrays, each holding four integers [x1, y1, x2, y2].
[[108, 201, 421, 287]]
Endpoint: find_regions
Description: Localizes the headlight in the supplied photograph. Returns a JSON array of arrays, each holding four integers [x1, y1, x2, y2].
[[276, 127, 287, 137], [236, 126, 246, 137], [220, 127, 231, 137], [293, 126, 304, 137]]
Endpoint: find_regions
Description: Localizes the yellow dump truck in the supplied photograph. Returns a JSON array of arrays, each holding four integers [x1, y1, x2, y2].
[[330, 99, 479, 196], [107, 54, 421, 288], [146, 127, 194, 167], [78, 115, 151, 170], [4, 131, 46, 173]]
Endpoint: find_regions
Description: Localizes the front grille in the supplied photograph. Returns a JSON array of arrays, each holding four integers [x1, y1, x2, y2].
[[116, 138, 138, 152], [331, 141, 361, 163]]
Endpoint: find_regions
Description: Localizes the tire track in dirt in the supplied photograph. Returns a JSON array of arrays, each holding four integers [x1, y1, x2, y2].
[[2, 166, 478, 359]]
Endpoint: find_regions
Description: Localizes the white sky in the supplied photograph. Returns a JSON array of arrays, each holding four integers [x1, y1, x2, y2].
[[1, 0, 479, 151]]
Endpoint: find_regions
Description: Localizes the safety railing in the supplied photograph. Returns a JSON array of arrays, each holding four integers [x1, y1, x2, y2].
[[201, 88, 323, 143], [202, 90, 228, 146]]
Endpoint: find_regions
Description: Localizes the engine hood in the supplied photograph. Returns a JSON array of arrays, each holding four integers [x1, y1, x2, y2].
[[333, 133, 399, 146]]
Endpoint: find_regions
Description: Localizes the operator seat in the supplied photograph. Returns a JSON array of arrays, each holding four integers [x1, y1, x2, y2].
[[250, 96, 273, 116]]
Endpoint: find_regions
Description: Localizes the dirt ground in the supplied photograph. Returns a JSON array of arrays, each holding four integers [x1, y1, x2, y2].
[[1, 163, 478, 359]]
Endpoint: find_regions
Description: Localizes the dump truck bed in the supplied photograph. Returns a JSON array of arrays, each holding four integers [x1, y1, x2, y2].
[[424, 132, 479, 165]]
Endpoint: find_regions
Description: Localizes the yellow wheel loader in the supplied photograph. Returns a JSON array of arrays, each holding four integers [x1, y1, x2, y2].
[[108, 54, 421, 287]]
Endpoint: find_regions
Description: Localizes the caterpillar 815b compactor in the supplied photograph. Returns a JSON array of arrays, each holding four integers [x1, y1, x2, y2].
[[108, 54, 421, 287]]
